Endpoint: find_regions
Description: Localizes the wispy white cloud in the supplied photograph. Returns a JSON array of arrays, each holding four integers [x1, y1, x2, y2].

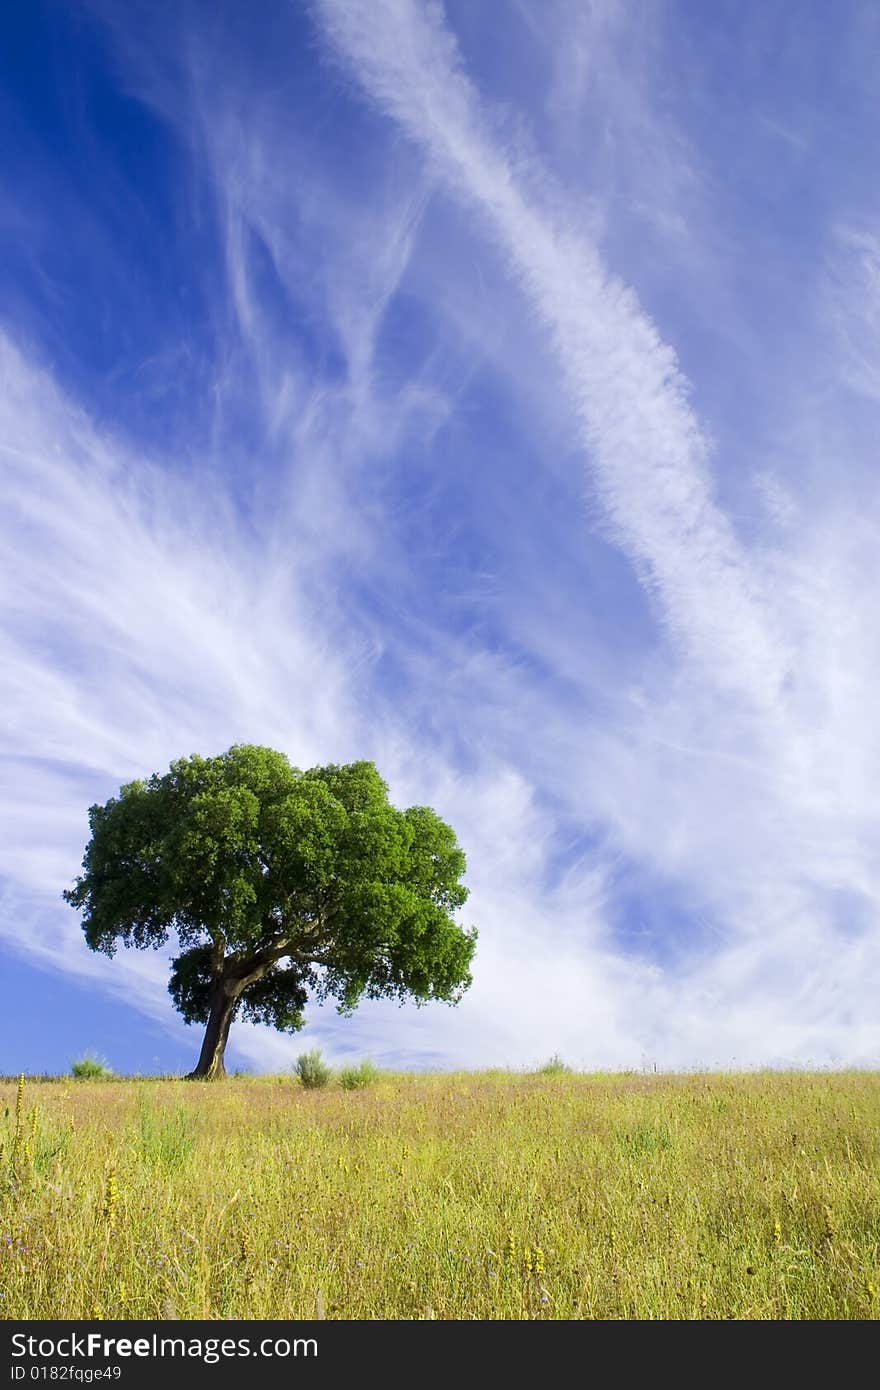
[[826, 228, 880, 402], [315, 0, 789, 711], [310, 0, 880, 1065]]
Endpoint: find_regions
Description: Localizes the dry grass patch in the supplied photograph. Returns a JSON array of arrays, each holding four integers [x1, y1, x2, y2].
[[1, 1070, 879, 1319]]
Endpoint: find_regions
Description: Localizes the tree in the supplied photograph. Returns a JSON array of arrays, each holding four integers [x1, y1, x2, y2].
[[63, 746, 476, 1079]]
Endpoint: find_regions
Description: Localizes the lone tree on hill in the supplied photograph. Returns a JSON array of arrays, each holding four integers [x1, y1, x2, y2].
[[64, 746, 476, 1079]]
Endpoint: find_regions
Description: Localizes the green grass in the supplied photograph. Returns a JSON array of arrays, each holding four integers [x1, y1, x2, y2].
[[338, 1059, 380, 1091], [1, 1070, 879, 1319]]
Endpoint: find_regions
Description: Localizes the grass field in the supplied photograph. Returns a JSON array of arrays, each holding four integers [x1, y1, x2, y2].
[[2, 1069, 879, 1320]]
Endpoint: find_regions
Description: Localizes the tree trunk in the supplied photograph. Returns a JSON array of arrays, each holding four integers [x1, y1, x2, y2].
[[186, 980, 241, 1080]]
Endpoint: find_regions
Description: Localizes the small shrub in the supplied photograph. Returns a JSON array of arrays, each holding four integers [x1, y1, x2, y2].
[[295, 1049, 333, 1089], [339, 1059, 380, 1090], [71, 1053, 113, 1079], [536, 1054, 572, 1076]]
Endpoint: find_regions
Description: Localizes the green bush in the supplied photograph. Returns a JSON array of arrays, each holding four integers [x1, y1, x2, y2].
[[70, 1053, 113, 1079], [295, 1048, 333, 1089], [339, 1059, 380, 1090], [535, 1054, 572, 1076]]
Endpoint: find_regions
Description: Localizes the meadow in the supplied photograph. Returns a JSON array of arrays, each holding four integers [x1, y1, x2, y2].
[[1, 1068, 879, 1320]]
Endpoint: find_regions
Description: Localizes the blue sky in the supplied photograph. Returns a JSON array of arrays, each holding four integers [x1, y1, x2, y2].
[[3, 0, 880, 1075]]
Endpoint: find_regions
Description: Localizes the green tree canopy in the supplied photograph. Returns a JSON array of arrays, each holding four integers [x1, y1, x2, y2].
[[64, 746, 476, 1077]]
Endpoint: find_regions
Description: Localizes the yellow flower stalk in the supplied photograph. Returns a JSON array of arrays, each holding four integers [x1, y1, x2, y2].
[[102, 1165, 118, 1231]]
